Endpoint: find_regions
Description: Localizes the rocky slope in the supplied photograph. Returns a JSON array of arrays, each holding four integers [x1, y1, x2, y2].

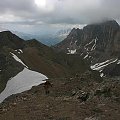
[[55, 20, 120, 77], [0, 72, 119, 120]]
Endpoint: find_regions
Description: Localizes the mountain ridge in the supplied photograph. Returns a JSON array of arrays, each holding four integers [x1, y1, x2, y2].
[[55, 20, 120, 77], [0, 30, 89, 93]]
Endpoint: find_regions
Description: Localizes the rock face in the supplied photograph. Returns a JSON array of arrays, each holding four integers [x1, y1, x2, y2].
[[55, 20, 120, 77], [56, 28, 82, 53]]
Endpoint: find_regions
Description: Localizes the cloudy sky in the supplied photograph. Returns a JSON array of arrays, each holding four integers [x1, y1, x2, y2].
[[0, 0, 120, 34]]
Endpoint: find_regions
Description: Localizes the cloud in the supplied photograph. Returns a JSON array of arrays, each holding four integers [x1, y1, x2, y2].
[[0, 0, 120, 32]]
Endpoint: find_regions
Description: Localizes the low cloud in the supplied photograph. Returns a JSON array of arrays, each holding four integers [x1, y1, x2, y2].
[[0, 0, 119, 32]]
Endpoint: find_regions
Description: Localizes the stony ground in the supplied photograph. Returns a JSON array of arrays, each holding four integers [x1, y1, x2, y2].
[[0, 73, 120, 120]]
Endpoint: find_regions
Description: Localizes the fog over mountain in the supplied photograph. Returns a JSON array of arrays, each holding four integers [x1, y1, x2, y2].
[[0, 0, 120, 35]]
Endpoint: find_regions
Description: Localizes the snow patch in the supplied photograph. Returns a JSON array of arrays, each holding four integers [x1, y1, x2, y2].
[[100, 73, 104, 77], [0, 68, 47, 103], [85, 39, 94, 47], [19, 49, 23, 53], [117, 60, 120, 64], [90, 58, 118, 77], [84, 54, 89, 59], [99, 70, 103, 72], [84, 37, 98, 52], [67, 49, 76, 54], [15, 49, 23, 54], [91, 59, 118, 71], [91, 38, 97, 51], [10, 52, 28, 68], [80, 53, 83, 56]]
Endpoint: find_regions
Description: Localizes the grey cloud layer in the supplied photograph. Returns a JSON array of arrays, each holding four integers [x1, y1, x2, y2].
[[0, 0, 120, 25]]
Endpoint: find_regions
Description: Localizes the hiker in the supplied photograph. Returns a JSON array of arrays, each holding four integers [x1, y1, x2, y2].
[[43, 81, 52, 95]]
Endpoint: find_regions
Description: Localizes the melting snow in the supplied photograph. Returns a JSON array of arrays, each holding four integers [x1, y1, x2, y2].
[[100, 73, 104, 77], [0, 68, 47, 103], [84, 54, 89, 59], [80, 53, 83, 56], [91, 59, 118, 71], [85, 39, 95, 47], [99, 70, 103, 72], [19, 49, 23, 53], [91, 38, 97, 51], [10, 52, 28, 68], [83, 38, 98, 60], [84, 37, 98, 52], [117, 60, 120, 64], [67, 49, 76, 54], [15, 49, 23, 54]]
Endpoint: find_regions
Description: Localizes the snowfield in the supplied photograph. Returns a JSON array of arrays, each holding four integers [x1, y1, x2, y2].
[[0, 53, 48, 103], [0, 68, 47, 103], [90, 59, 118, 71], [90, 58, 118, 77]]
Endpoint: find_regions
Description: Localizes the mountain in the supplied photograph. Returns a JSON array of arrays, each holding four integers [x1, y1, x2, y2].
[[0, 30, 89, 93], [55, 20, 120, 77], [0, 27, 119, 120], [55, 28, 72, 41], [0, 31, 25, 49]]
